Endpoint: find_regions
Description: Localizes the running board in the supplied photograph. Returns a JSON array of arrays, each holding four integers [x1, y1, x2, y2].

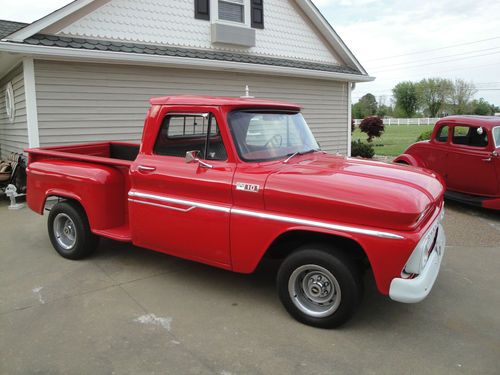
[[93, 225, 131, 242]]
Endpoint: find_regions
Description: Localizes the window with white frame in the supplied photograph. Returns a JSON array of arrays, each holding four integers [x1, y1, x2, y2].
[[195, 0, 264, 29], [218, 0, 245, 23]]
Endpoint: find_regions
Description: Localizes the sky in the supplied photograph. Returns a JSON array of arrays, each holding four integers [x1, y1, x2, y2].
[[1, 0, 499, 106]]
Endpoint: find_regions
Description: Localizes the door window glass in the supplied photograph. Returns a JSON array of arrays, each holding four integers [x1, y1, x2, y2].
[[435, 126, 449, 142], [154, 113, 227, 160], [452, 125, 488, 147]]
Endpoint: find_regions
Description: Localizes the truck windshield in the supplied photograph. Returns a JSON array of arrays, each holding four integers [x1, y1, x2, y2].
[[228, 110, 320, 162]]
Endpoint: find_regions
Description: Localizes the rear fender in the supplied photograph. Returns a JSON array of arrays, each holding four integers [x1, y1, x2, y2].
[[393, 154, 424, 168], [27, 160, 127, 230]]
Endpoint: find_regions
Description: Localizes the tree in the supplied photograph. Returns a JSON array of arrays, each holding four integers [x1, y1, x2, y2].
[[376, 95, 392, 117], [471, 98, 494, 115], [417, 78, 453, 117], [352, 93, 378, 119], [392, 82, 419, 118], [451, 79, 477, 114], [359, 116, 385, 142]]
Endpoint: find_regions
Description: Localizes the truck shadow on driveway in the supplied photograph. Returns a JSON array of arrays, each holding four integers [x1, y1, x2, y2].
[[91, 238, 413, 330]]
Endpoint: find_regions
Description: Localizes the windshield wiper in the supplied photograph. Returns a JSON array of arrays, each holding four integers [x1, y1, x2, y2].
[[283, 149, 318, 164]]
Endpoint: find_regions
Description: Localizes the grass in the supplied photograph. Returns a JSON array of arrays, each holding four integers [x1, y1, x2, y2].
[[352, 125, 434, 156]]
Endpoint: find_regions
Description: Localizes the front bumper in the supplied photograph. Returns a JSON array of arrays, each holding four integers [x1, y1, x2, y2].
[[389, 223, 446, 303]]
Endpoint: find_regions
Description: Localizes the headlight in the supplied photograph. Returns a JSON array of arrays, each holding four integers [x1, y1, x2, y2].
[[404, 222, 438, 275]]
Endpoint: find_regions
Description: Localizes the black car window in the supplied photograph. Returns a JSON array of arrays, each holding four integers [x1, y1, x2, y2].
[[452, 125, 488, 148]]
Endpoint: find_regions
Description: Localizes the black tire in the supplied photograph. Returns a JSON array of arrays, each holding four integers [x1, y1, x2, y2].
[[277, 244, 363, 329], [47, 201, 99, 260]]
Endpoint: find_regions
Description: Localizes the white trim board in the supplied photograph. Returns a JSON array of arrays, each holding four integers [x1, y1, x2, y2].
[[22, 57, 40, 148], [7, 0, 97, 42], [0, 42, 374, 83]]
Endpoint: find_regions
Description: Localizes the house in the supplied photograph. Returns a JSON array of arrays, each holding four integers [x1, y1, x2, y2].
[[0, 0, 373, 158]]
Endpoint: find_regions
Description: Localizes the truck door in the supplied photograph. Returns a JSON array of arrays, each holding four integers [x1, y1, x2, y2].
[[129, 108, 235, 268]]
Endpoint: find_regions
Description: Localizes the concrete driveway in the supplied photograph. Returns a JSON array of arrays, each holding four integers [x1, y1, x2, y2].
[[1, 199, 499, 374]]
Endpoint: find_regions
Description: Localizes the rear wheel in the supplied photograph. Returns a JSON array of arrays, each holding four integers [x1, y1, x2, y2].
[[277, 245, 363, 328], [48, 201, 99, 260]]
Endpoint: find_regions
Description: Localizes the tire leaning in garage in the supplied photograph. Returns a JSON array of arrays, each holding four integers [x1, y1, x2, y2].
[[277, 244, 363, 328], [47, 201, 99, 260]]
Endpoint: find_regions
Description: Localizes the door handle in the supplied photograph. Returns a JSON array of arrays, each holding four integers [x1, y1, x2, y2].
[[137, 165, 156, 172], [482, 157, 492, 162]]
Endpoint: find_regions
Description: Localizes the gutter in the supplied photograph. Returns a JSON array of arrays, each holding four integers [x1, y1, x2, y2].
[[0, 42, 375, 83]]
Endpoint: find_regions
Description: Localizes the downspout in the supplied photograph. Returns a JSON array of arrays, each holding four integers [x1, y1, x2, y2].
[[347, 82, 356, 156]]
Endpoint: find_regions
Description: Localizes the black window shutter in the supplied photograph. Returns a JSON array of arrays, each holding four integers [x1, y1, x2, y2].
[[195, 0, 210, 20], [251, 0, 264, 29]]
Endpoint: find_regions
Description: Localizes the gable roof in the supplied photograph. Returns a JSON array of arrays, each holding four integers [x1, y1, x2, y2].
[[0, 20, 28, 39], [1, 0, 373, 82], [6, 0, 97, 42]]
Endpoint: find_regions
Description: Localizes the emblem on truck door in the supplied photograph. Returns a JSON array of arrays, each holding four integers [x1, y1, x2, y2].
[[236, 182, 260, 193]]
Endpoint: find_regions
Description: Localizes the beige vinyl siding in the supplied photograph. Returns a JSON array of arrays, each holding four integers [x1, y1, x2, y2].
[[34, 60, 348, 154], [0, 65, 28, 158]]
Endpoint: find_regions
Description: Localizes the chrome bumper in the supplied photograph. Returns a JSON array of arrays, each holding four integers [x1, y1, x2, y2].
[[389, 224, 446, 303]]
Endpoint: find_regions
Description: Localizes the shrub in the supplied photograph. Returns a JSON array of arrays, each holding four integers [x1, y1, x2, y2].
[[359, 116, 385, 142], [351, 139, 375, 158], [417, 130, 433, 141]]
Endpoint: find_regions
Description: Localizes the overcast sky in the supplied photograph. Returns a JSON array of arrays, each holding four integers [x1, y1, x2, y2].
[[2, 0, 499, 106]]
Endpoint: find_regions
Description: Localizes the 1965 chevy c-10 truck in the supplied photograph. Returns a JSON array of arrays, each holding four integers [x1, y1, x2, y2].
[[26, 96, 446, 328]]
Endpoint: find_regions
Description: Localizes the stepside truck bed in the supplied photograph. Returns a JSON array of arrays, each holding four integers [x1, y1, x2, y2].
[[26, 141, 139, 242], [27, 142, 140, 167]]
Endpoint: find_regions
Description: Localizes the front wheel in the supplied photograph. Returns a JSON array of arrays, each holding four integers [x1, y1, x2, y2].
[[277, 245, 363, 328], [48, 201, 99, 260]]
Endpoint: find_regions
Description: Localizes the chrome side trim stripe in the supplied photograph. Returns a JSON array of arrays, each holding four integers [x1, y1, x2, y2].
[[128, 199, 195, 213], [128, 191, 404, 240], [231, 208, 404, 240], [128, 191, 230, 213]]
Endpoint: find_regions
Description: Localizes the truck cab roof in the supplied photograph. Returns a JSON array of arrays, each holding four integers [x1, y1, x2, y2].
[[149, 95, 301, 110]]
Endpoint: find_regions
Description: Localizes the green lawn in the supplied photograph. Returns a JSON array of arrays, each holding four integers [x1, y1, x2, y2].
[[352, 125, 434, 156]]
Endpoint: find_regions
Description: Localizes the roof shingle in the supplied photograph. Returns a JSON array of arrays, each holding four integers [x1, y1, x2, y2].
[[19, 34, 362, 75], [0, 19, 28, 39]]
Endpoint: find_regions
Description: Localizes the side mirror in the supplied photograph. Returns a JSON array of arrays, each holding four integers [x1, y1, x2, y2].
[[477, 127, 484, 135], [185, 150, 213, 169], [492, 150, 498, 157], [185, 150, 199, 163]]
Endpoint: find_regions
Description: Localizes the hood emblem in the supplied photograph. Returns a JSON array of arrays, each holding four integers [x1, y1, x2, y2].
[[236, 182, 260, 193]]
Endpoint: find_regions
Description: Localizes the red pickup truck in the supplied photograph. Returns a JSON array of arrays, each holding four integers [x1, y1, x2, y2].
[[26, 96, 446, 328]]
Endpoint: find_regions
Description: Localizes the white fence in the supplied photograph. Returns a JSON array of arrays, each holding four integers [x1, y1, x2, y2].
[[354, 118, 440, 126]]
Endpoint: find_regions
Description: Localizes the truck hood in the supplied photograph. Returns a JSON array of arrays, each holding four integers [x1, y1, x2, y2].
[[264, 153, 444, 231]]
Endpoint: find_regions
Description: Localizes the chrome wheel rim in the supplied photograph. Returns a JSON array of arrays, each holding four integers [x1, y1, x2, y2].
[[53, 213, 77, 250], [288, 264, 341, 318]]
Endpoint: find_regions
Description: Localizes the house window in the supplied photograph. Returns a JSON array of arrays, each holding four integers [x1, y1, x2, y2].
[[5, 82, 15, 123], [218, 0, 244, 23], [195, 0, 264, 29]]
